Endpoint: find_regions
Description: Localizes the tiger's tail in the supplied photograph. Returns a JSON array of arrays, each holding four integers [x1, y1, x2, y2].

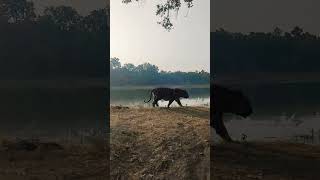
[[144, 89, 154, 103]]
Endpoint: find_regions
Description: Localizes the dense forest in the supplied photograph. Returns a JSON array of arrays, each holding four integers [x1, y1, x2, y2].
[[110, 58, 210, 86], [0, 0, 109, 79], [212, 27, 320, 75]]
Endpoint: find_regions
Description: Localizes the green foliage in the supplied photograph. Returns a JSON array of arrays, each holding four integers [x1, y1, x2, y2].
[[110, 58, 209, 86], [212, 26, 320, 74], [0, 1, 109, 79]]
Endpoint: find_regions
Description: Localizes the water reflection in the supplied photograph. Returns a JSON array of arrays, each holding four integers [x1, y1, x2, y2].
[[213, 114, 320, 144], [0, 87, 106, 137]]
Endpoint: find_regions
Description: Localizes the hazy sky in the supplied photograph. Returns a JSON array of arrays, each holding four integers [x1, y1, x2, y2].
[[111, 0, 210, 72], [211, 0, 320, 34]]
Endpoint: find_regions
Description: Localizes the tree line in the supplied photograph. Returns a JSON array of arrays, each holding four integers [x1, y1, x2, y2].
[[212, 26, 320, 75], [0, 0, 109, 79], [110, 58, 209, 86]]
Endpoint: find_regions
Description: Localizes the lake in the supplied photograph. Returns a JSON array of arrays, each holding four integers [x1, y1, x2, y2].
[[0, 86, 107, 138], [213, 82, 320, 144], [110, 86, 210, 107], [3, 81, 319, 143]]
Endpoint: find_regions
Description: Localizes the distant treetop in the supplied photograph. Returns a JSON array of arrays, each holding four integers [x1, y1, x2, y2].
[[110, 58, 209, 86]]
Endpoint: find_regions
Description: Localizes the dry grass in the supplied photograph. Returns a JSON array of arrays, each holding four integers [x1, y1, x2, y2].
[[110, 106, 210, 180]]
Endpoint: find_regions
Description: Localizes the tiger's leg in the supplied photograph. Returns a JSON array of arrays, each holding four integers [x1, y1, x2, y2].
[[167, 99, 174, 108], [153, 98, 160, 107], [152, 98, 158, 107], [152, 95, 159, 107], [214, 111, 233, 142], [175, 99, 183, 107]]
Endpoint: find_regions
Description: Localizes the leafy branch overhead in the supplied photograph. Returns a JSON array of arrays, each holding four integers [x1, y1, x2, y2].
[[122, 0, 193, 31]]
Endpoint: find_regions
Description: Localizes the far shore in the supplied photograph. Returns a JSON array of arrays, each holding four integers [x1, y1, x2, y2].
[[214, 72, 320, 85], [0, 79, 106, 88], [111, 84, 210, 90]]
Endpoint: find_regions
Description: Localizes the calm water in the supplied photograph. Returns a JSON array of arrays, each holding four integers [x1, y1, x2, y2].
[[3, 82, 319, 142], [110, 86, 210, 107], [215, 82, 320, 144], [0, 87, 107, 138]]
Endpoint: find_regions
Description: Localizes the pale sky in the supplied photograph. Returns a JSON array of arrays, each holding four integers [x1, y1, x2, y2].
[[211, 0, 320, 34], [111, 0, 210, 72]]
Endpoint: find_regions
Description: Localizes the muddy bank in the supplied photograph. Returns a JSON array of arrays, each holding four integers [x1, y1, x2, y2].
[[0, 137, 108, 180], [110, 106, 210, 179], [211, 140, 320, 180]]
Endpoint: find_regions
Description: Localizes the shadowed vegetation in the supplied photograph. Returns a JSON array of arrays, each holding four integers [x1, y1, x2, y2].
[[0, 0, 109, 79], [212, 27, 320, 76]]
